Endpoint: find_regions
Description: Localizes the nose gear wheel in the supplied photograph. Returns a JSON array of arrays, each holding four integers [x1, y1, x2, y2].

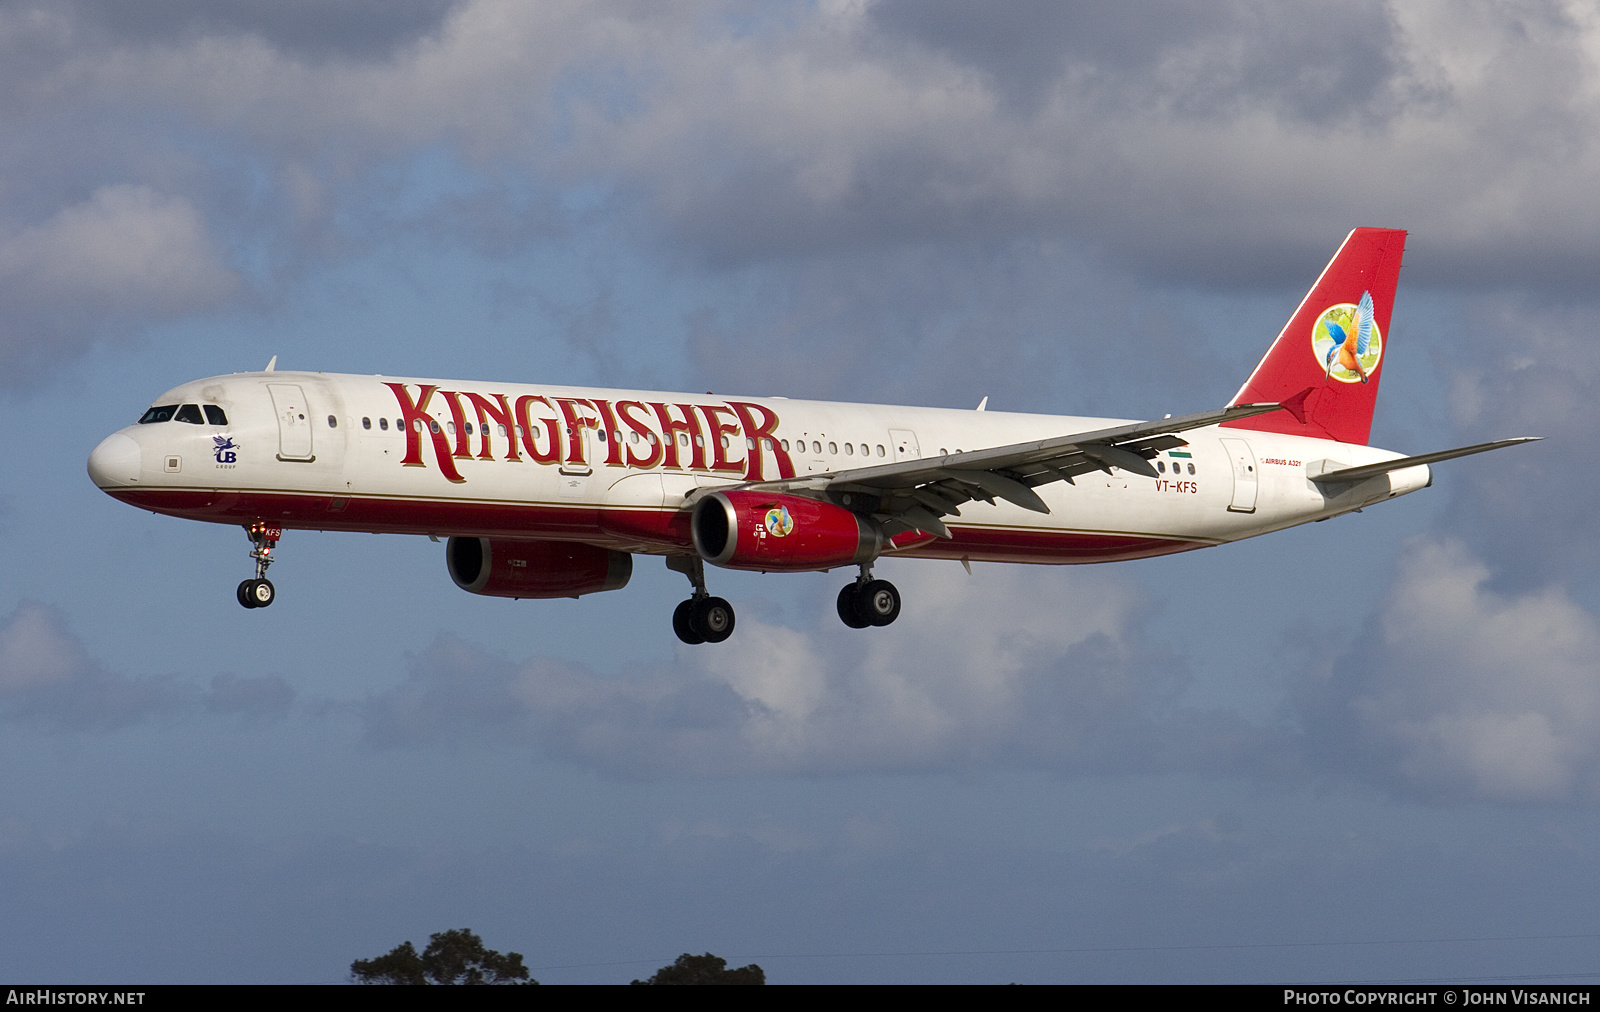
[[237, 578, 276, 609]]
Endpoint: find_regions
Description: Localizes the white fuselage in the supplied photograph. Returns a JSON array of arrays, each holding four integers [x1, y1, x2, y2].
[[88, 370, 1428, 565]]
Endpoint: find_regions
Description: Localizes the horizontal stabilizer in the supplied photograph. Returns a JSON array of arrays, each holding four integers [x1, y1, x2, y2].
[[1310, 437, 1540, 484]]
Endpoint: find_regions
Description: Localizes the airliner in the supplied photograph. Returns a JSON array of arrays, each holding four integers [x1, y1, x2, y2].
[[87, 228, 1534, 643]]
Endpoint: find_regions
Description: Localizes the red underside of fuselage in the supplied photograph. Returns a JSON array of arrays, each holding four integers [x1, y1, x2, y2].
[[105, 487, 1211, 565]]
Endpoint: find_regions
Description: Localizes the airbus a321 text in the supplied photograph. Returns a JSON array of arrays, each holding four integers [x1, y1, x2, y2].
[[88, 228, 1535, 643]]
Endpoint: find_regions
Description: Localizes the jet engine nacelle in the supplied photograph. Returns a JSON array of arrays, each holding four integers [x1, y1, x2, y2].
[[446, 537, 632, 599], [692, 491, 881, 572]]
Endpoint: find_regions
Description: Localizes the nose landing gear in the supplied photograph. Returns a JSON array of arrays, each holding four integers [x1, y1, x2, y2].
[[667, 556, 735, 644], [237, 522, 280, 609], [838, 565, 900, 629]]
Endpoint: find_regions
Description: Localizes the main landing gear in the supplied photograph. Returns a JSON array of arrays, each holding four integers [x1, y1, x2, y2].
[[237, 522, 280, 609], [667, 556, 735, 644], [662, 557, 900, 642], [837, 565, 901, 629]]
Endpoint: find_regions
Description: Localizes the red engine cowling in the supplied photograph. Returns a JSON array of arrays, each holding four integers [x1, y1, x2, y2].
[[692, 491, 881, 572], [446, 538, 632, 599]]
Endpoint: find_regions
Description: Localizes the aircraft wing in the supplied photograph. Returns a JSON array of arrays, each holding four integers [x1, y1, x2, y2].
[[725, 401, 1287, 539]]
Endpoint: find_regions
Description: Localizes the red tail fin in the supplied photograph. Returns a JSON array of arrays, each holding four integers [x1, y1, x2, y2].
[[1222, 227, 1407, 445]]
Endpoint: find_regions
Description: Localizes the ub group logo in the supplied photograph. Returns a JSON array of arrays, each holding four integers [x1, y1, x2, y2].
[[212, 435, 240, 464], [1311, 290, 1382, 384], [763, 505, 795, 538]]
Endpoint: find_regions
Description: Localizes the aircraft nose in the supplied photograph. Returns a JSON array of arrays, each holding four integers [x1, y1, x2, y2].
[[88, 432, 141, 488]]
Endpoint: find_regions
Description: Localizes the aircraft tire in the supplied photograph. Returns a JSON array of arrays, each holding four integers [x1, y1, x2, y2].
[[673, 599, 706, 644], [237, 580, 259, 609], [859, 580, 901, 627], [693, 596, 736, 643], [248, 578, 276, 608], [837, 584, 870, 628]]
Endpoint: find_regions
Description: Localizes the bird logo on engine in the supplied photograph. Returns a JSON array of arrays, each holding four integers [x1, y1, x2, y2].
[[763, 505, 795, 537]]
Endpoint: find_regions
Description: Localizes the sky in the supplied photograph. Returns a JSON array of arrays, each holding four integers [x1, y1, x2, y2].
[[1, 0, 1598, 985]]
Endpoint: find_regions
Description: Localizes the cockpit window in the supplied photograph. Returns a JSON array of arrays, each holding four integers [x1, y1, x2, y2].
[[138, 405, 178, 424], [204, 405, 228, 426], [174, 404, 204, 424]]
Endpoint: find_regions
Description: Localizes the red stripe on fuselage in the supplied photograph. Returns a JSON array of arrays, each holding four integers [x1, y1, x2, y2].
[[104, 487, 1212, 564], [901, 526, 1209, 564]]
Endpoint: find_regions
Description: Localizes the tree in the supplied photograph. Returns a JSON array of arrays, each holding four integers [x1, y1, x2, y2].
[[632, 952, 765, 985], [351, 928, 537, 985]]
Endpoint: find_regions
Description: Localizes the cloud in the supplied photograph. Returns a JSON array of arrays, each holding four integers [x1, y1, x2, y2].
[[363, 565, 1274, 776], [0, 601, 180, 728], [0, 600, 95, 694], [0, 601, 292, 728], [65, 0, 464, 63], [0, 184, 237, 382], [0, 184, 234, 309], [1302, 538, 1600, 803], [3, 0, 1597, 290], [1413, 293, 1593, 587], [205, 672, 294, 720]]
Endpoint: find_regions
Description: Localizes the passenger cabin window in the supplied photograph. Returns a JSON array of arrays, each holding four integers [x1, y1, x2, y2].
[[327, 415, 338, 427], [139, 405, 178, 424], [362, 417, 371, 430], [174, 404, 203, 424], [203, 405, 228, 425], [379, 417, 388, 430]]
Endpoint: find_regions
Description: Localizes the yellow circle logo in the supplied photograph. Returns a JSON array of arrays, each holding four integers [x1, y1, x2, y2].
[[763, 505, 794, 537]]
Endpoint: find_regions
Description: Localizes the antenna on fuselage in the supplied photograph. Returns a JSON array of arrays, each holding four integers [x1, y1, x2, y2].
[[264, 356, 277, 372], [976, 396, 988, 411]]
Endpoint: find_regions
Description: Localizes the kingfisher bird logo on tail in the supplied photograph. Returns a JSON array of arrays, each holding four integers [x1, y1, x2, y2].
[[1222, 227, 1406, 445], [1314, 290, 1381, 384]]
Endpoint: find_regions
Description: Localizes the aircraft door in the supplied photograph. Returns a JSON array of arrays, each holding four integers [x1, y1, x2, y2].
[[1219, 437, 1258, 513], [267, 384, 315, 461], [889, 429, 921, 462]]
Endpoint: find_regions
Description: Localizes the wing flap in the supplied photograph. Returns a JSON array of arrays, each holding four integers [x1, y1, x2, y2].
[[938, 469, 1051, 514]]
